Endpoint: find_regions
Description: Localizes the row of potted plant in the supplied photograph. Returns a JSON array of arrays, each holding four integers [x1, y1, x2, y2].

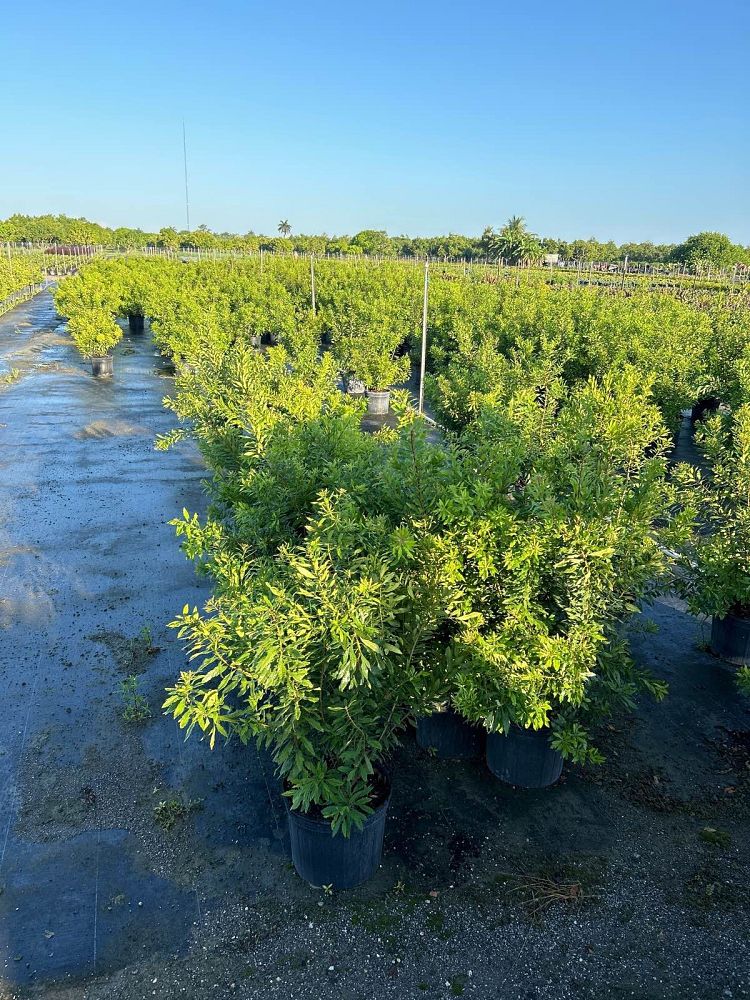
[[52, 258, 414, 409], [161, 326, 742, 887], [53, 257, 750, 889], [55, 254, 743, 425]]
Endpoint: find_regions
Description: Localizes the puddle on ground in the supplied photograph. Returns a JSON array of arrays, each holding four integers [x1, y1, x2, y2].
[[0, 544, 39, 566], [74, 420, 152, 440], [0, 828, 196, 987], [0, 586, 56, 628]]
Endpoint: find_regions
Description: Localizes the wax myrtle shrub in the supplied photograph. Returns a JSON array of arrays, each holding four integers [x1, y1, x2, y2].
[[697, 298, 750, 409], [429, 369, 699, 762], [163, 364, 456, 835], [426, 337, 565, 430], [65, 307, 123, 359], [103, 256, 153, 321], [424, 275, 511, 367], [144, 260, 237, 362], [424, 277, 710, 432], [54, 262, 124, 357], [224, 268, 299, 347], [165, 490, 448, 836], [321, 261, 421, 391], [157, 339, 357, 481], [677, 403, 750, 619], [676, 399, 750, 687]]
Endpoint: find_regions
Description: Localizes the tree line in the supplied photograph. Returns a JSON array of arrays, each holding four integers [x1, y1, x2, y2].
[[1, 212, 748, 269]]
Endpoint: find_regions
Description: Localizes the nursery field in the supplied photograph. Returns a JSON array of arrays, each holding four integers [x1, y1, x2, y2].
[[0, 259, 749, 999]]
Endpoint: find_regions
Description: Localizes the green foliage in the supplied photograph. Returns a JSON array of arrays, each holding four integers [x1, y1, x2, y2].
[[165, 492, 445, 836], [67, 307, 122, 358], [351, 230, 395, 257], [678, 405, 750, 618], [4, 213, 750, 273], [54, 262, 126, 357], [429, 371, 695, 762], [483, 216, 543, 264], [138, 624, 154, 648], [426, 282, 712, 432], [671, 232, 749, 270], [323, 262, 418, 389], [120, 674, 151, 724], [153, 795, 203, 831], [127, 248, 745, 827], [0, 251, 47, 303]]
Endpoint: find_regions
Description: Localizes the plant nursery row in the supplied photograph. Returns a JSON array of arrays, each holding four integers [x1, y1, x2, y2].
[[53, 255, 750, 888]]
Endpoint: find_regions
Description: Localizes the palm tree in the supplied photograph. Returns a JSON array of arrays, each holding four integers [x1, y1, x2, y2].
[[488, 216, 542, 265], [278, 219, 292, 238]]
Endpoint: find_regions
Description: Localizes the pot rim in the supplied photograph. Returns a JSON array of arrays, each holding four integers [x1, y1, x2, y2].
[[489, 724, 555, 740]]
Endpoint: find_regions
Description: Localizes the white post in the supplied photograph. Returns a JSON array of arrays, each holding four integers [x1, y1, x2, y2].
[[418, 262, 429, 415], [310, 254, 316, 315]]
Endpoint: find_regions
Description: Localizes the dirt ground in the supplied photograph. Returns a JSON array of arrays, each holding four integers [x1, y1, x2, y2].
[[0, 292, 748, 1000]]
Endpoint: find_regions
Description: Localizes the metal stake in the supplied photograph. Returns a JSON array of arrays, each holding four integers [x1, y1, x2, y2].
[[418, 262, 429, 415]]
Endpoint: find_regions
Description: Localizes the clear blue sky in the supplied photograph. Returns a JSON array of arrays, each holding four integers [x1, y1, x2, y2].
[[1, 0, 748, 243]]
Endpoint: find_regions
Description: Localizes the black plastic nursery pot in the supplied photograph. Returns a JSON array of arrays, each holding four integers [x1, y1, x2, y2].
[[285, 786, 391, 889], [128, 313, 145, 334], [710, 609, 750, 666], [486, 726, 563, 788], [367, 390, 390, 415], [690, 397, 720, 424], [416, 707, 483, 759], [91, 355, 114, 377]]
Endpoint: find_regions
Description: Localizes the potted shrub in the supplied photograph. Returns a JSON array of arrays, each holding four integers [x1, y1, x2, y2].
[[335, 332, 410, 415], [430, 371, 696, 786], [67, 307, 123, 376], [54, 266, 124, 374], [324, 269, 416, 415], [678, 404, 750, 677], [345, 374, 367, 398], [165, 493, 440, 888], [414, 640, 483, 761]]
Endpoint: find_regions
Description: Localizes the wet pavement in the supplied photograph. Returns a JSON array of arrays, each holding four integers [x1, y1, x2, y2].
[[0, 292, 286, 992], [0, 292, 748, 1000]]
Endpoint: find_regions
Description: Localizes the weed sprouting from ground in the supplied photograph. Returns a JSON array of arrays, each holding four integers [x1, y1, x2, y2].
[[700, 826, 731, 848], [153, 795, 204, 832], [138, 624, 157, 651], [120, 674, 151, 723]]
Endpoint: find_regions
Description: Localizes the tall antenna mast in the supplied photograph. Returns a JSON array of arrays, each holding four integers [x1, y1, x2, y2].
[[182, 120, 191, 231]]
